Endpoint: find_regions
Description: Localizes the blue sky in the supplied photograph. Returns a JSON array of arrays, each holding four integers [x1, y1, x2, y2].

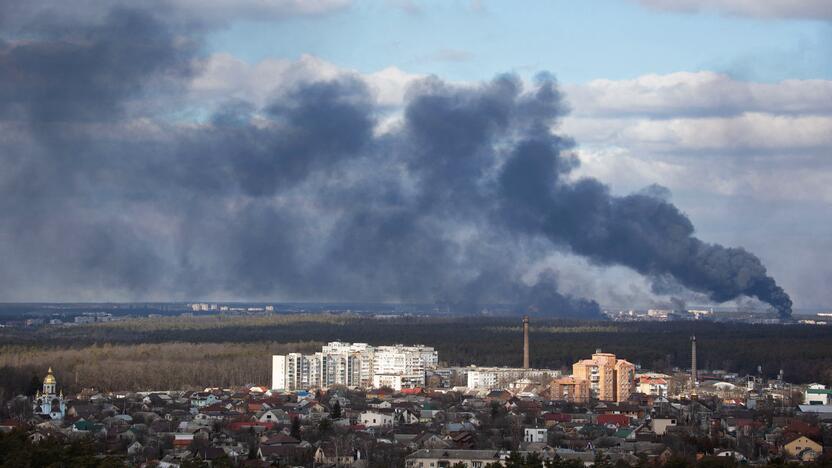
[[2, 0, 830, 309], [208, 0, 831, 83], [184, 1, 832, 308]]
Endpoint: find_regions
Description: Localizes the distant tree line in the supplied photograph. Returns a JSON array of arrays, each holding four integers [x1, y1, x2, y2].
[[1, 315, 831, 396]]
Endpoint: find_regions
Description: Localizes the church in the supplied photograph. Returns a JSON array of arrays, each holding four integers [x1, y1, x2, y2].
[[33, 367, 66, 420]]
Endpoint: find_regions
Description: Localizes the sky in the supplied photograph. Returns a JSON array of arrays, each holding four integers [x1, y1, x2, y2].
[[0, 0, 830, 313], [209, 0, 832, 83]]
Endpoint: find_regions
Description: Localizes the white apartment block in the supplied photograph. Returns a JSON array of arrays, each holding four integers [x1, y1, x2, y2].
[[805, 384, 832, 405], [272, 342, 438, 391], [465, 366, 561, 390]]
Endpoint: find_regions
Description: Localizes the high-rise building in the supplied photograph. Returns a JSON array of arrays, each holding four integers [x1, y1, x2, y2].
[[272, 342, 438, 391], [571, 350, 635, 402]]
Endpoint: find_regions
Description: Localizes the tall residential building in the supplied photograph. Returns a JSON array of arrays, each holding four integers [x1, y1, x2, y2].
[[272, 342, 438, 391], [571, 350, 635, 402]]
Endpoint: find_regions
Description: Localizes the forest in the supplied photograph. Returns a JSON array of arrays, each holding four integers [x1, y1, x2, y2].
[[2, 314, 832, 397]]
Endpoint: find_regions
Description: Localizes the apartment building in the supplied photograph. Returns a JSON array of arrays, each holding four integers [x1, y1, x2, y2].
[[272, 342, 438, 391], [466, 366, 561, 390], [571, 350, 635, 402], [550, 376, 590, 403]]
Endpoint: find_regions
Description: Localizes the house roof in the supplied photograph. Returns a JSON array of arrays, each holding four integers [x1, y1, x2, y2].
[[260, 445, 306, 458], [784, 434, 822, 446], [262, 433, 299, 445]]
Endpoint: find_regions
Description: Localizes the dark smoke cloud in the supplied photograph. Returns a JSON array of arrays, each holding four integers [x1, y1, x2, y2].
[[0, 5, 792, 318]]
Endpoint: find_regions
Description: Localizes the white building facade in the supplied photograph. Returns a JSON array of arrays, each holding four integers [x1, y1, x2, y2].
[[465, 366, 561, 390], [272, 342, 438, 391], [805, 384, 832, 405]]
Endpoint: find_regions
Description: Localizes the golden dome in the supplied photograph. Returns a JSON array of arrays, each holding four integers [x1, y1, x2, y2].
[[43, 367, 56, 385]]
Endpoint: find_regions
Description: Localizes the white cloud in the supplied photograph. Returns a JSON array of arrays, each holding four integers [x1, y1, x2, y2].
[[365, 66, 425, 107], [572, 143, 832, 204], [633, 0, 832, 20], [616, 113, 832, 151], [554, 70, 832, 214], [191, 53, 343, 104], [564, 72, 832, 118], [190, 53, 423, 110]]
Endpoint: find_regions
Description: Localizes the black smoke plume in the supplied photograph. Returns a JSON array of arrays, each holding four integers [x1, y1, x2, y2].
[[0, 5, 791, 318]]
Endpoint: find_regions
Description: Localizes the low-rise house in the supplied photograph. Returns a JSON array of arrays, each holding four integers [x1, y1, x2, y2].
[[524, 427, 547, 443], [650, 418, 677, 435], [360, 410, 394, 427], [313, 443, 362, 466], [543, 412, 571, 427], [395, 408, 420, 425], [597, 414, 630, 428], [257, 409, 290, 425], [189, 393, 220, 408], [783, 435, 822, 459], [261, 433, 300, 446], [173, 432, 194, 449]]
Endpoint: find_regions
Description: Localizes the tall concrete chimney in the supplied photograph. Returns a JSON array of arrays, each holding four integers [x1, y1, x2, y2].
[[523, 315, 530, 369], [690, 335, 697, 395]]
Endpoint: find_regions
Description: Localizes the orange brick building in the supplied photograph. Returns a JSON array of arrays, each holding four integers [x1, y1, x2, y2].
[[550, 376, 590, 403], [571, 350, 635, 402]]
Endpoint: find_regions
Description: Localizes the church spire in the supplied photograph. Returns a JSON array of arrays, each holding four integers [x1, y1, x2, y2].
[[43, 367, 57, 395]]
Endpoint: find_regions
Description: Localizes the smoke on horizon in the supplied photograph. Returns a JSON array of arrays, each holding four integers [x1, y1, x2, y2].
[[0, 6, 792, 318]]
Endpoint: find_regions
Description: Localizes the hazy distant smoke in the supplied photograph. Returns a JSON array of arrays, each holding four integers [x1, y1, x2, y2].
[[0, 6, 792, 318]]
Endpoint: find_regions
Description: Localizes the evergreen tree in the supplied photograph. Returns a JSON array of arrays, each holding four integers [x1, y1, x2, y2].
[[290, 416, 302, 439]]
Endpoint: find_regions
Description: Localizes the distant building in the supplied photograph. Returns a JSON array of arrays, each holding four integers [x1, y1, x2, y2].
[[571, 350, 635, 402], [466, 366, 560, 390], [272, 342, 438, 391], [651, 418, 677, 435], [783, 435, 822, 459], [524, 427, 547, 443], [359, 410, 394, 427], [647, 309, 670, 320], [804, 384, 831, 405], [637, 375, 669, 397], [550, 376, 589, 403]]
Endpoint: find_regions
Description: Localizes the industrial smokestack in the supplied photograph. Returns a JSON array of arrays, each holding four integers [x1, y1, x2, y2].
[[691, 335, 697, 395], [523, 315, 530, 369]]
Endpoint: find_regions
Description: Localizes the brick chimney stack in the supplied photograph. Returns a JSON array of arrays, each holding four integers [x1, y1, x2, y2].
[[523, 315, 530, 369]]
